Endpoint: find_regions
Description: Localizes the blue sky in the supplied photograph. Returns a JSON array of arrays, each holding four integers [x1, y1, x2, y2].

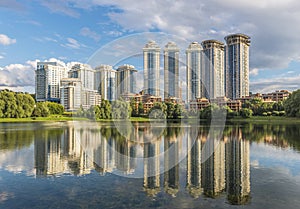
[[1, 0, 300, 93]]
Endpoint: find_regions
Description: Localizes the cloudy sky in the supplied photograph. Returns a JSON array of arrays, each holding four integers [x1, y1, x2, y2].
[[1, 0, 300, 93]]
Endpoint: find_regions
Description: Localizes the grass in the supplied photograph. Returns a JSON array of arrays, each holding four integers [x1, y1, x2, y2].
[[227, 116, 300, 124], [0, 115, 88, 123], [1, 115, 300, 124]]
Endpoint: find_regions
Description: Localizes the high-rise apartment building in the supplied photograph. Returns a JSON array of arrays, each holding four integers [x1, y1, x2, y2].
[[164, 42, 179, 99], [201, 40, 225, 99], [116, 64, 137, 99], [225, 34, 251, 100], [143, 41, 161, 97], [68, 63, 95, 91], [95, 65, 116, 101], [186, 42, 202, 102], [60, 78, 82, 112], [35, 62, 68, 102]]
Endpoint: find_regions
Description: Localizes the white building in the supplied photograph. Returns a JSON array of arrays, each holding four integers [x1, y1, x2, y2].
[[143, 41, 161, 97], [35, 62, 68, 102], [186, 42, 202, 102], [225, 34, 251, 100], [116, 64, 137, 99], [68, 63, 95, 91], [60, 78, 82, 112], [95, 65, 116, 101], [82, 89, 101, 109], [201, 40, 225, 99], [164, 42, 180, 99]]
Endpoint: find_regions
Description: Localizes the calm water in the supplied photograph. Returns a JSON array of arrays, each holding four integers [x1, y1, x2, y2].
[[1, 121, 300, 209]]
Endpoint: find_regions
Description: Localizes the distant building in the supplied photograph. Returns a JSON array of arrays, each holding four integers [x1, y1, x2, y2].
[[189, 98, 210, 110], [225, 34, 251, 100], [81, 89, 101, 109], [35, 62, 68, 102], [186, 42, 203, 102], [262, 90, 291, 102], [60, 78, 82, 112], [95, 65, 116, 101], [68, 63, 95, 91], [164, 42, 179, 99], [143, 41, 161, 97], [116, 64, 137, 99], [201, 40, 225, 99], [60, 78, 101, 112]]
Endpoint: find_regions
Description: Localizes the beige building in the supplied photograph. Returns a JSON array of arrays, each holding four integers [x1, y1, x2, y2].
[[36, 62, 68, 102], [201, 40, 225, 99], [164, 42, 180, 99], [143, 41, 161, 97], [225, 34, 251, 100]]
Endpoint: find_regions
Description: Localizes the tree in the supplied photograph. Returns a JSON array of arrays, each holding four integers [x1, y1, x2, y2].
[[46, 102, 64, 115], [149, 102, 167, 119], [201, 104, 220, 119], [111, 100, 131, 119], [173, 104, 183, 119], [31, 102, 50, 117], [98, 100, 111, 119], [284, 89, 300, 117], [240, 108, 253, 118]]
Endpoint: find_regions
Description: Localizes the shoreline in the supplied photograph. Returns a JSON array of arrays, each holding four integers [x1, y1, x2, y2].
[[1, 116, 300, 124]]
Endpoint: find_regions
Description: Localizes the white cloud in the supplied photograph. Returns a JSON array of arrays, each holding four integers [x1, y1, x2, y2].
[[250, 75, 300, 93], [39, 0, 80, 18], [0, 34, 16, 45], [61, 38, 84, 49], [0, 58, 67, 93], [80, 27, 101, 42], [42, 0, 300, 72], [0, 55, 4, 59], [250, 68, 259, 76]]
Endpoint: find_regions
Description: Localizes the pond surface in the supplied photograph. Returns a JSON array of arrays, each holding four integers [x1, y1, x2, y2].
[[1, 121, 300, 209]]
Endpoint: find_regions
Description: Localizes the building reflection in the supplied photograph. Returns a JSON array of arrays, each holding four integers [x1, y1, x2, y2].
[[33, 123, 251, 205], [186, 127, 202, 198], [143, 137, 161, 197], [201, 130, 226, 198], [164, 126, 180, 197], [225, 127, 251, 205]]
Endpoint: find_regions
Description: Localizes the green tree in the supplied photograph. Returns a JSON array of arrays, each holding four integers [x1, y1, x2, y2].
[[149, 102, 167, 119], [46, 102, 64, 115], [31, 102, 50, 117], [0, 90, 18, 118], [240, 108, 253, 118], [112, 100, 131, 119], [284, 89, 300, 117], [99, 100, 111, 119]]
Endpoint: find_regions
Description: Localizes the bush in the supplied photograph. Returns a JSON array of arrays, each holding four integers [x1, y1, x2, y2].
[[240, 108, 253, 118]]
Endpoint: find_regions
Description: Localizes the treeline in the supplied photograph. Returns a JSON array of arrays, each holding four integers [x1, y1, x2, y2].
[[0, 90, 64, 118], [76, 99, 184, 120]]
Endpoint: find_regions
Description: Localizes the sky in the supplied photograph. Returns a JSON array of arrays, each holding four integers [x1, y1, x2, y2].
[[1, 0, 300, 94]]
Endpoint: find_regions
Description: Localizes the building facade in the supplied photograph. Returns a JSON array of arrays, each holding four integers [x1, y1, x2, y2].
[[186, 42, 203, 102], [60, 78, 82, 112], [164, 42, 180, 99], [225, 34, 251, 100], [143, 41, 161, 97], [116, 64, 137, 99], [95, 65, 116, 101], [201, 40, 225, 99], [35, 62, 68, 102], [68, 63, 95, 91]]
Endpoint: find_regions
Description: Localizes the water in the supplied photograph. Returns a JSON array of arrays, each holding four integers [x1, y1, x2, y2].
[[0, 121, 300, 209]]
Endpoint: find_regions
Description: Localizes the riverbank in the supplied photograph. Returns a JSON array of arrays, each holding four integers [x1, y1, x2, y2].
[[1, 115, 300, 124], [227, 116, 300, 124]]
